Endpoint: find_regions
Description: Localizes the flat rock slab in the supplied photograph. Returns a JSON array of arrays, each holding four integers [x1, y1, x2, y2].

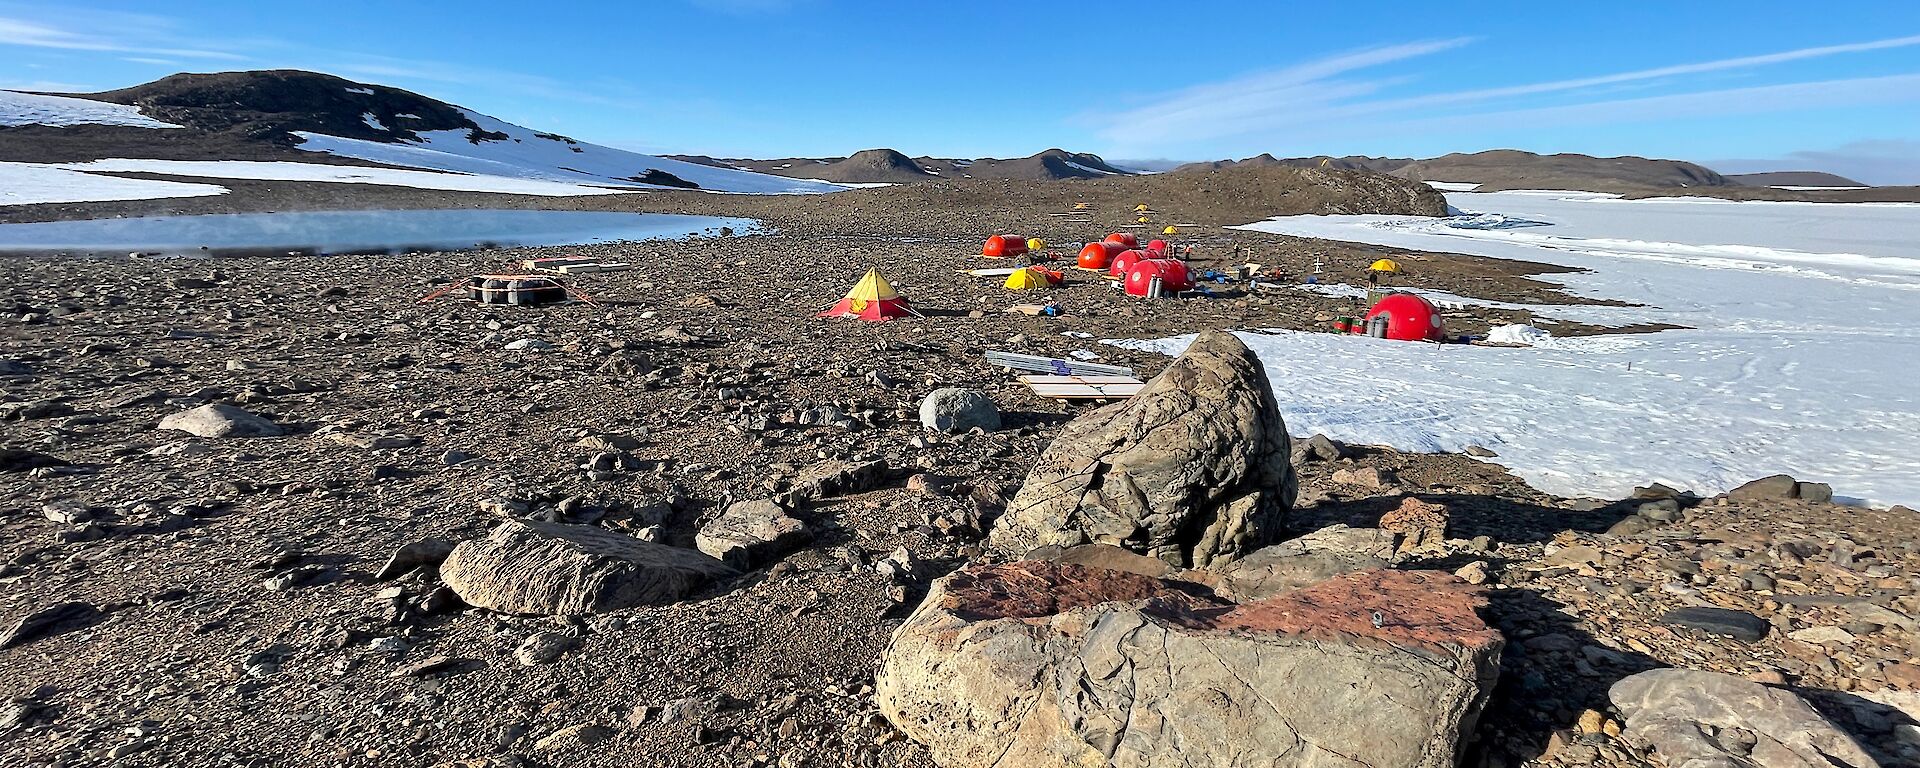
[[877, 561, 1501, 768], [695, 500, 810, 569], [1661, 606, 1771, 643], [159, 404, 283, 438], [1, 602, 101, 649], [1610, 668, 1879, 768], [990, 331, 1296, 568], [441, 520, 737, 615]]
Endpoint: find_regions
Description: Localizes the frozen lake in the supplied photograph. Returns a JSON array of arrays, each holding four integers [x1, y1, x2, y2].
[[1118, 192, 1920, 507], [0, 209, 761, 256]]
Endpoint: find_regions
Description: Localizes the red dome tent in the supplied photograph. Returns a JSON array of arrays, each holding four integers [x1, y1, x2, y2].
[[1107, 249, 1147, 277], [1076, 241, 1127, 270], [981, 235, 1029, 258], [1355, 292, 1445, 341], [1103, 232, 1139, 249], [1124, 259, 1195, 297]]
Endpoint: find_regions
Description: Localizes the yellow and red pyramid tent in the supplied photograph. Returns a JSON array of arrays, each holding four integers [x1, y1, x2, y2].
[[818, 268, 918, 321], [1003, 266, 1059, 291]]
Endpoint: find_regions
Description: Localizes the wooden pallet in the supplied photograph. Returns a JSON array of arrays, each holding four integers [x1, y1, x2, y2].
[[1019, 375, 1147, 400]]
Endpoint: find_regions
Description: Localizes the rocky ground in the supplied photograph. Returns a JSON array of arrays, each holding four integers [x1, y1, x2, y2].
[[2, 180, 1915, 768]]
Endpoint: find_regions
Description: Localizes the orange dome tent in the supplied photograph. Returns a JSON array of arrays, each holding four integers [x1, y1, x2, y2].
[[1348, 292, 1443, 341], [819, 269, 919, 321]]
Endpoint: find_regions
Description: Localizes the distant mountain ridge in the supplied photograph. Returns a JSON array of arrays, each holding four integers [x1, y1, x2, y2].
[[669, 147, 1133, 183], [1725, 171, 1866, 187], [1177, 150, 1741, 193]]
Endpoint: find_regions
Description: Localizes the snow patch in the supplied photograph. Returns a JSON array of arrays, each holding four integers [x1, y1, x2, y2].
[[53, 159, 643, 197], [1424, 181, 1481, 191], [344, 87, 375, 95], [1063, 160, 1115, 176], [292, 108, 842, 194], [0, 162, 228, 206], [1485, 324, 1553, 346], [1198, 190, 1920, 507], [361, 112, 386, 131], [0, 90, 180, 128]]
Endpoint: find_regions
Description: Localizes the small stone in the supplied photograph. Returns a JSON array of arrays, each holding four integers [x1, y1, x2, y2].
[[1575, 709, 1606, 736], [514, 632, 576, 665], [1453, 561, 1490, 585], [1787, 626, 1857, 646], [375, 538, 456, 580], [917, 388, 1001, 433], [533, 723, 613, 750], [1660, 606, 1771, 643], [159, 404, 283, 438], [1, 602, 100, 648], [1727, 474, 1799, 501]]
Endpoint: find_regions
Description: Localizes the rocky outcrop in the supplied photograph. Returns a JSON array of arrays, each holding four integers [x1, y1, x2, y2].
[[876, 561, 1501, 768], [440, 520, 737, 615], [695, 500, 810, 569], [158, 404, 283, 438], [1609, 668, 1880, 768], [990, 331, 1295, 568]]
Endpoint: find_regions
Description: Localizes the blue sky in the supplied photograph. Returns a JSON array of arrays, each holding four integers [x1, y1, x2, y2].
[[4, 0, 1919, 183]]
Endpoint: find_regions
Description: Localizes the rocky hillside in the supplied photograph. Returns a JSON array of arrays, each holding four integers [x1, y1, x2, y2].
[[84, 70, 483, 145], [672, 148, 1134, 183], [1181, 150, 1743, 194]]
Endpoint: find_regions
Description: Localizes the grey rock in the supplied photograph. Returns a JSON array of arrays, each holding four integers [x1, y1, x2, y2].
[[534, 722, 614, 750], [41, 500, 93, 525], [1795, 482, 1833, 504], [1728, 474, 1800, 501], [1211, 524, 1395, 601], [918, 388, 1001, 433], [440, 520, 737, 615], [781, 459, 889, 503], [1661, 607, 1771, 643], [990, 331, 1296, 568], [1609, 668, 1879, 768], [158, 404, 283, 438], [515, 631, 577, 665], [375, 538, 456, 580], [0, 602, 100, 648], [694, 500, 810, 569]]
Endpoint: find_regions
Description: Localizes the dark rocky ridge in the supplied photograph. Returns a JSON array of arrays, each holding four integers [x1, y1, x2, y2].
[[670, 147, 1133, 183], [1726, 170, 1867, 187], [82, 70, 489, 145]]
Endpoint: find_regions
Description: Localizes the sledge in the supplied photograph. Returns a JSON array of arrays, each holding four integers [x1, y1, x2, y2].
[[1018, 375, 1147, 401]]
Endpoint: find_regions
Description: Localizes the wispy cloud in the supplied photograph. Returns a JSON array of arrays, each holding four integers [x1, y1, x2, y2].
[[1100, 34, 1920, 150], [1100, 38, 1472, 146], [0, 13, 247, 60]]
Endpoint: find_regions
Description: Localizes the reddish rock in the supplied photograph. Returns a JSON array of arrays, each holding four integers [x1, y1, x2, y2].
[[1381, 496, 1450, 554], [878, 561, 1502, 768]]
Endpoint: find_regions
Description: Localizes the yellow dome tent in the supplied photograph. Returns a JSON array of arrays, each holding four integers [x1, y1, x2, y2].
[[1133, 204, 1151, 212], [1369, 259, 1402, 274], [1162, 225, 1180, 235], [1026, 237, 1048, 252], [1135, 216, 1151, 224], [818, 268, 918, 321], [1003, 267, 1053, 291]]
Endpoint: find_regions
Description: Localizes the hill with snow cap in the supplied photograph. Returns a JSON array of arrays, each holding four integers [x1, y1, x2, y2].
[[0, 70, 841, 196]]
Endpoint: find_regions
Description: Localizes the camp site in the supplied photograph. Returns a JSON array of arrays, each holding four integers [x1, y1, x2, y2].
[[2, 3, 1919, 767]]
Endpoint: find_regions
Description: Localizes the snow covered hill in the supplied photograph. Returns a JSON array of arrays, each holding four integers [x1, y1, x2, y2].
[[1, 71, 842, 196]]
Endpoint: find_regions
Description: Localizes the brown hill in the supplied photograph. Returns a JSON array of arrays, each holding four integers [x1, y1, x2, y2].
[[669, 148, 1133, 183], [1726, 171, 1867, 187]]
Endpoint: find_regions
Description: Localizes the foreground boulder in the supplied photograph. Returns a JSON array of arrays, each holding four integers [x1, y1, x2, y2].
[[1609, 668, 1879, 768], [441, 521, 737, 615], [1212, 523, 1395, 600], [159, 404, 283, 438], [918, 388, 1001, 433], [990, 331, 1295, 568], [695, 500, 810, 569], [877, 561, 1501, 768]]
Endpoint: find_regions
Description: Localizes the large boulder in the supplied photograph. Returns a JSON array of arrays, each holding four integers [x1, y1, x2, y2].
[[990, 331, 1295, 568], [877, 561, 1501, 768], [440, 520, 737, 615], [918, 388, 1001, 433], [695, 500, 810, 569], [159, 404, 283, 438], [1609, 668, 1879, 768]]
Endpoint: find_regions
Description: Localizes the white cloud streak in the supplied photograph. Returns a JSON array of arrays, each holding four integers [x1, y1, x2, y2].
[[1101, 33, 1920, 149], [0, 15, 247, 60]]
